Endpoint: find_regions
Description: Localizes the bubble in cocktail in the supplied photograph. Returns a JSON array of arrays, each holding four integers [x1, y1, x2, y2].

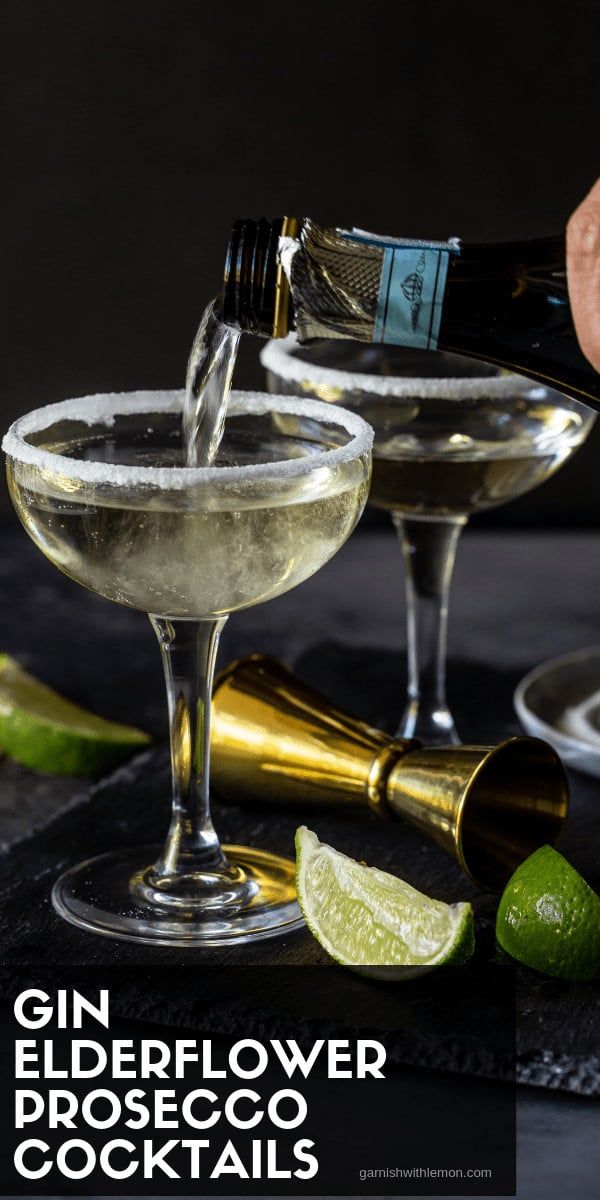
[[3, 390, 372, 945]]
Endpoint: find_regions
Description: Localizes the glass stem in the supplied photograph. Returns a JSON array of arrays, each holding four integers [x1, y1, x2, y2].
[[394, 514, 465, 746], [150, 615, 228, 881]]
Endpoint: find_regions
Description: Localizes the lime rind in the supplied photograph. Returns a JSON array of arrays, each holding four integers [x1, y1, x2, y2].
[[0, 654, 150, 776], [496, 845, 600, 981], [295, 826, 474, 978]]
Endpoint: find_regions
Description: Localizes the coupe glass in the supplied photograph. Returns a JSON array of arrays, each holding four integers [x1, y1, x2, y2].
[[262, 337, 595, 746], [3, 389, 372, 945]]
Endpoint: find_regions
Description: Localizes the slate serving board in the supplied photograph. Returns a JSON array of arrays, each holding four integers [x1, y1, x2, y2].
[[0, 640, 598, 1096], [0, 526, 598, 1097]]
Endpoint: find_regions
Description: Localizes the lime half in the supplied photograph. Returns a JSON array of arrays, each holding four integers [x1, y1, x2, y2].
[[295, 826, 474, 977], [0, 654, 151, 776], [496, 845, 600, 981]]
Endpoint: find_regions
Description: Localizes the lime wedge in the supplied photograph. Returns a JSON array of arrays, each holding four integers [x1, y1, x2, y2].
[[0, 654, 151, 777], [295, 826, 474, 977], [496, 845, 600, 981]]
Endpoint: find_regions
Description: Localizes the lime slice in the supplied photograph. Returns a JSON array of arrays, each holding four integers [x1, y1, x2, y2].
[[496, 845, 600, 981], [0, 654, 151, 777], [295, 826, 474, 977]]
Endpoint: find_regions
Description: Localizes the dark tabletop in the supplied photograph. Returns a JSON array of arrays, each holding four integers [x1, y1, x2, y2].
[[0, 518, 599, 1199]]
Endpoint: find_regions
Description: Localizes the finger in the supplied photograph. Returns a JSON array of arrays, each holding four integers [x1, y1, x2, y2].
[[567, 178, 600, 372]]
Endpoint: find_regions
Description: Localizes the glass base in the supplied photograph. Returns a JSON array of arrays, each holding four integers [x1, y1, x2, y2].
[[52, 844, 304, 947], [397, 700, 460, 746]]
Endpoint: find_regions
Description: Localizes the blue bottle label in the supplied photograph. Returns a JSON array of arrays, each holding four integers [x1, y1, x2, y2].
[[375, 243, 451, 348], [343, 231, 460, 350]]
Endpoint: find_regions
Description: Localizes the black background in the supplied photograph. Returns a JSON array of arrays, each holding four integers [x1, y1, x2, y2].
[[2, 0, 600, 523]]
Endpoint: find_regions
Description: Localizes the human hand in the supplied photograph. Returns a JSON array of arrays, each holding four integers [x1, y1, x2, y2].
[[567, 179, 600, 372]]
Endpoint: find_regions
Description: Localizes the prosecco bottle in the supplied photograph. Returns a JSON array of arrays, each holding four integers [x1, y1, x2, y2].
[[221, 216, 600, 408]]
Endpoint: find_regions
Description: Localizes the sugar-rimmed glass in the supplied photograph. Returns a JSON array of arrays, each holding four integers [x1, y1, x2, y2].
[[3, 389, 372, 945], [262, 336, 595, 746]]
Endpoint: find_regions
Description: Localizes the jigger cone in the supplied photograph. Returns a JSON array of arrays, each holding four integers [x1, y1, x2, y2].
[[211, 655, 569, 890], [385, 741, 568, 891]]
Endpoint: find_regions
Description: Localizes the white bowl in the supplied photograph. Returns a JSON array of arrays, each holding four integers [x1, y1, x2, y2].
[[514, 647, 600, 778]]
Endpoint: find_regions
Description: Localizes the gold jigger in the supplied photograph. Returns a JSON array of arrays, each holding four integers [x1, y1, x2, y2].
[[212, 655, 569, 891]]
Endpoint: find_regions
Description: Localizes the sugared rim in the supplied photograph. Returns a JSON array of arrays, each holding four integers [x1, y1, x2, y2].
[[260, 333, 546, 399], [2, 389, 373, 490]]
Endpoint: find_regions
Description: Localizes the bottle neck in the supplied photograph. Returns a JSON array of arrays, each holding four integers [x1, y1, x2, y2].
[[220, 218, 600, 406]]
